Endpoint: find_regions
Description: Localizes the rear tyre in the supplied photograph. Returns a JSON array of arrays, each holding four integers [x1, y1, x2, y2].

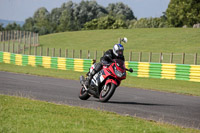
[[79, 87, 90, 100], [99, 83, 116, 102]]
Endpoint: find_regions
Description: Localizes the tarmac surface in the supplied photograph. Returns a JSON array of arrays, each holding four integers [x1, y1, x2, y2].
[[0, 71, 200, 129]]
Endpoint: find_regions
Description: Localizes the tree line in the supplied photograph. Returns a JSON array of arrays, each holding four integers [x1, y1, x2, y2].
[[0, 0, 199, 35]]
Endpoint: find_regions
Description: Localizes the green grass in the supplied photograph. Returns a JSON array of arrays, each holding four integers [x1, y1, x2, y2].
[[0, 62, 200, 96], [0, 95, 199, 133], [39, 28, 200, 64], [39, 29, 200, 53], [1, 28, 200, 64]]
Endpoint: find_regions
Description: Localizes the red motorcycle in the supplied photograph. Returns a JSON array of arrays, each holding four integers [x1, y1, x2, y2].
[[79, 59, 133, 102]]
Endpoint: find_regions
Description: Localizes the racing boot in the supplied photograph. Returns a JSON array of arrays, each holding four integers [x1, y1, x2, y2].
[[85, 69, 96, 87]]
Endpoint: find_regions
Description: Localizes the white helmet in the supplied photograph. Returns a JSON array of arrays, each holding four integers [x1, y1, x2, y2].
[[113, 44, 124, 57]]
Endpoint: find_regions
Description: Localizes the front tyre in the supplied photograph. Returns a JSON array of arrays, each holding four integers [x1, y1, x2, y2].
[[99, 83, 117, 102], [79, 87, 90, 100]]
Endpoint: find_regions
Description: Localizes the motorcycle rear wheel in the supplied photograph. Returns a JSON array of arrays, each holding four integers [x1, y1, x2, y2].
[[79, 86, 90, 100], [99, 83, 116, 102]]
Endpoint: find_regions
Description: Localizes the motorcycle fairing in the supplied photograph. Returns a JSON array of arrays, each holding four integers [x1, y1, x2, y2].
[[91, 70, 104, 87]]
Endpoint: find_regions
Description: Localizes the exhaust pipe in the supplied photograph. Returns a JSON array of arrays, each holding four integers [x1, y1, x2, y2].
[[88, 89, 97, 97]]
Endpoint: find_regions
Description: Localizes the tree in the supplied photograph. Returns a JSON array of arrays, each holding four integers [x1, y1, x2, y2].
[[166, 0, 200, 27], [23, 17, 35, 31], [51, 8, 62, 25], [50, 8, 62, 32], [0, 23, 4, 31], [33, 7, 51, 34], [5, 22, 21, 30], [22, 1, 137, 34], [129, 17, 168, 28], [84, 15, 127, 30], [73, 1, 108, 28], [106, 2, 136, 20], [112, 19, 127, 29], [58, 1, 78, 31]]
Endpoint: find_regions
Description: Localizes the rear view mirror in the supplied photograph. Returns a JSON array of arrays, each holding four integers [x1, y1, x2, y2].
[[121, 37, 128, 43]]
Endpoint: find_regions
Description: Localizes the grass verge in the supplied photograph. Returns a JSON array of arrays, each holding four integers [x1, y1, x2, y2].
[[38, 29, 200, 64], [0, 95, 199, 133], [0, 62, 200, 96], [40, 29, 200, 53]]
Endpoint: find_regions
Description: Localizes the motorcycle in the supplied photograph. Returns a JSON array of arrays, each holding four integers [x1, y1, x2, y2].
[[79, 59, 133, 102]]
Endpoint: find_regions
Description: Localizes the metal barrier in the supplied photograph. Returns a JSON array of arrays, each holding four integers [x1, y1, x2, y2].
[[0, 51, 200, 82]]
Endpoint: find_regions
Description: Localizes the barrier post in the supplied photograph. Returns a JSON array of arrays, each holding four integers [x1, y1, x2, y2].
[[2, 31, 4, 42], [8, 35, 10, 48], [47, 47, 49, 56], [29, 32, 31, 45], [13, 30, 16, 42], [159, 52, 163, 63], [24, 31, 26, 44], [33, 33, 35, 45], [10, 31, 12, 42], [17, 30, 19, 42], [8, 43, 10, 52], [12, 31, 15, 48], [34, 46, 37, 55], [52, 48, 55, 57], [65, 49, 68, 58], [170, 52, 173, 63], [3, 31, 5, 42], [149, 52, 152, 62], [129, 51, 132, 61], [72, 49, 74, 58], [3, 42, 5, 51], [12, 43, 15, 53], [23, 44, 25, 54], [87, 50, 90, 59], [5, 31, 7, 42], [95, 50, 97, 60], [80, 50, 82, 58], [0, 32, 1, 42], [182, 53, 185, 64], [59, 48, 61, 57], [36, 33, 39, 45], [17, 44, 20, 54], [194, 53, 197, 65], [29, 45, 31, 55], [139, 52, 142, 62], [8, 31, 10, 42], [102, 51, 104, 56], [19, 31, 21, 43], [40, 47, 43, 56], [118, 38, 121, 44]]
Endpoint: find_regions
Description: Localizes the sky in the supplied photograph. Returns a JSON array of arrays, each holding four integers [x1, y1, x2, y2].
[[0, 0, 170, 21]]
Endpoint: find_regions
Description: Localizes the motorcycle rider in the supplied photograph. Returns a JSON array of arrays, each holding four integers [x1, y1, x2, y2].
[[85, 43, 125, 87]]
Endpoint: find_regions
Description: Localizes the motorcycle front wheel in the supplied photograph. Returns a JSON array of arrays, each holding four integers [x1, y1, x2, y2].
[[79, 86, 90, 100], [99, 83, 116, 102]]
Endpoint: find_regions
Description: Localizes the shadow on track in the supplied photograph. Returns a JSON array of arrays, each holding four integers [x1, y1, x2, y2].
[[108, 101, 173, 106]]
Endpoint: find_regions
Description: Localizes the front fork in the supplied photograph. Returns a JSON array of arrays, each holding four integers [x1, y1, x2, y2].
[[80, 75, 99, 97], [80, 76, 88, 91]]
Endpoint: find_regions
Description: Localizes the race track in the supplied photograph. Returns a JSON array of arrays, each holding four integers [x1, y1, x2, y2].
[[0, 71, 200, 129]]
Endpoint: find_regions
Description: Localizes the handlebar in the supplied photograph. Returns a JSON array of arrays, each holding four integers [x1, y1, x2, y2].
[[126, 68, 133, 73]]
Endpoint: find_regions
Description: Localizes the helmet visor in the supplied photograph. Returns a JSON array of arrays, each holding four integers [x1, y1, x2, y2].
[[117, 50, 123, 56]]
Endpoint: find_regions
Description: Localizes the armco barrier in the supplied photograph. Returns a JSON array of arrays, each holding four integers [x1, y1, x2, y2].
[[0, 51, 92, 72], [125, 61, 200, 82], [0, 51, 200, 82]]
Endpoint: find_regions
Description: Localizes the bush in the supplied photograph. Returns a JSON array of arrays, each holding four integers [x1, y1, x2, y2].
[[84, 16, 127, 30], [129, 17, 168, 28]]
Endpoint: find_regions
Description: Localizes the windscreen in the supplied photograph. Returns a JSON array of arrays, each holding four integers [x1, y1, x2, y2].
[[114, 59, 125, 70]]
